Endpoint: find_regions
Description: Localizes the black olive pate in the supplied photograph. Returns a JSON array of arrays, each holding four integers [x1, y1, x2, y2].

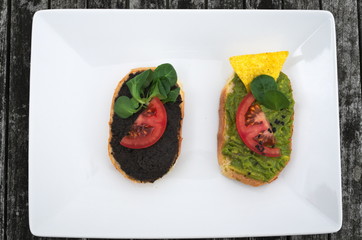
[[110, 72, 183, 182]]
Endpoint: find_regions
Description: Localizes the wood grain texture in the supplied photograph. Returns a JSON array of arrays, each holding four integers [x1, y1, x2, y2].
[[50, 0, 86, 9], [87, 0, 127, 9], [322, 1, 362, 239], [208, 0, 243, 9], [6, 1, 48, 240], [169, 0, 205, 9], [130, 0, 167, 9], [283, 0, 320, 9], [249, 237, 287, 240], [0, 1, 8, 240], [245, 0, 282, 9], [359, 0, 362, 96], [289, 235, 329, 240]]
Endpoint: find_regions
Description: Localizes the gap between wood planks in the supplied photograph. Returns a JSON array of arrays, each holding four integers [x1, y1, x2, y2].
[[358, 0, 362, 99], [3, 0, 11, 239]]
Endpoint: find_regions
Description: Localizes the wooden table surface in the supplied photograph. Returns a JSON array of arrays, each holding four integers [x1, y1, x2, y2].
[[0, 0, 361, 239]]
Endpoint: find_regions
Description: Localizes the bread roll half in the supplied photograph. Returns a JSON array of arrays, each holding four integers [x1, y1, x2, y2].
[[108, 67, 184, 183], [217, 75, 292, 187]]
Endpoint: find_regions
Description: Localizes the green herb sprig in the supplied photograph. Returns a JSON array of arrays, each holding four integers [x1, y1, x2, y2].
[[250, 75, 290, 111], [114, 63, 180, 118]]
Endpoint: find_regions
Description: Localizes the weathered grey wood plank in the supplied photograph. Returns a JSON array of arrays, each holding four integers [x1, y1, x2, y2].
[[321, 0, 362, 239], [289, 235, 329, 240], [169, 0, 205, 9], [0, 0, 8, 239], [130, 0, 167, 9], [359, 0, 362, 91], [208, 0, 243, 9], [283, 0, 320, 9], [245, 0, 282, 9], [7, 1, 48, 239], [50, 0, 86, 9], [87, 0, 127, 9], [250, 237, 287, 240]]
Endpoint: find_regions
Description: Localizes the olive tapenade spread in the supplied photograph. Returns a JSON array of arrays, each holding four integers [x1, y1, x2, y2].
[[110, 72, 183, 182]]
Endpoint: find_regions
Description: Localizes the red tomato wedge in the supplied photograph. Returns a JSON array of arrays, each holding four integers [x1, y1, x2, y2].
[[236, 93, 281, 157], [120, 97, 167, 149]]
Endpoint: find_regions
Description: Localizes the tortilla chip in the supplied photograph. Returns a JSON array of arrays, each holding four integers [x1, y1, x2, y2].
[[229, 51, 289, 91]]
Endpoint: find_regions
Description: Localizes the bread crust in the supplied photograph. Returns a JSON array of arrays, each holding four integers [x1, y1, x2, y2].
[[108, 67, 184, 183], [217, 75, 284, 187]]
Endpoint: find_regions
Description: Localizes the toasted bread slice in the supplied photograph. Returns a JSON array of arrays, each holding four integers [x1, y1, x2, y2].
[[217, 75, 289, 187], [108, 67, 184, 183]]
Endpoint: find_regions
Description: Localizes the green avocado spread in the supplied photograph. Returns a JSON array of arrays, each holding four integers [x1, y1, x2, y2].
[[222, 73, 294, 182]]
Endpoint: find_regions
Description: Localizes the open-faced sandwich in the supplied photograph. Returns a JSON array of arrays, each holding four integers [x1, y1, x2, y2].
[[218, 51, 294, 186], [108, 64, 184, 183]]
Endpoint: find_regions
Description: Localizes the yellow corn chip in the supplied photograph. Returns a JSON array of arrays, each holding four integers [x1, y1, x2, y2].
[[229, 51, 289, 91]]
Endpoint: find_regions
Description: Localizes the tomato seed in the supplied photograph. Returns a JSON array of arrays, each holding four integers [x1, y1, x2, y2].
[[127, 123, 154, 137], [255, 144, 265, 152]]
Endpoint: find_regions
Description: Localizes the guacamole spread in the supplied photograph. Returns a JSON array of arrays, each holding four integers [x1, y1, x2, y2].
[[222, 73, 294, 182]]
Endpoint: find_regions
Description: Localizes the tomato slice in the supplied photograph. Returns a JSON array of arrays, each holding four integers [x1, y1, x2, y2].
[[120, 97, 167, 149], [236, 93, 281, 157]]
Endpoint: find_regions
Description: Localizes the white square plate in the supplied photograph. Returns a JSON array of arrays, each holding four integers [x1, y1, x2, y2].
[[29, 10, 341, 238]]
